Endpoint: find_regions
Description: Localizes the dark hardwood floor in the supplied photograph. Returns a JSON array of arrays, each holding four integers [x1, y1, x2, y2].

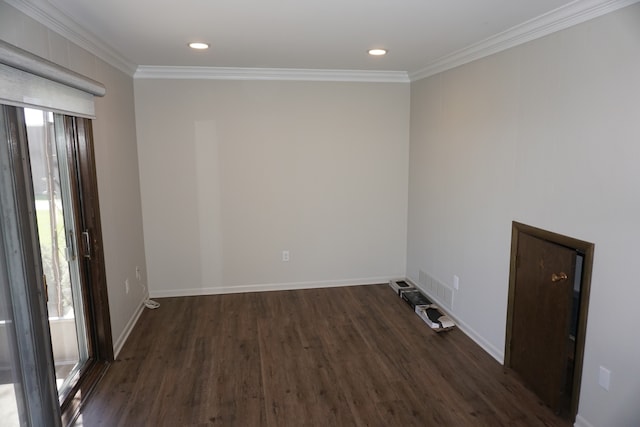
[[74, 284, 571, 427]]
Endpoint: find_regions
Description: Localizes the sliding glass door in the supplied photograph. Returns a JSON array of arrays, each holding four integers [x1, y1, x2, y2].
[[23, 108, 90, 397], [0, 104, 112, 426], [0, 105, 62, 427]]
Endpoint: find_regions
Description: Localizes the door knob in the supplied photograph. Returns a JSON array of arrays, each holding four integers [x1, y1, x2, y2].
[[551, 272, 568, 282]]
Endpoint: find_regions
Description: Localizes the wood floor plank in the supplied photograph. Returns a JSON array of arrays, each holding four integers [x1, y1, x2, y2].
[[75, 285, 570, 427]]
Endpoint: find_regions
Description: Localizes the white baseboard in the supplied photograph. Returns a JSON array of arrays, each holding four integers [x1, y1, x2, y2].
[[113, 297, 146, 359], [406, 276, 505, 364], [451, 312, 505, 364], [149, 276, 396, 298], [573, 414, 594, 427]]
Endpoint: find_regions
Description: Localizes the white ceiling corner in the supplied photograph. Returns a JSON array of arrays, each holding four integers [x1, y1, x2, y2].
[[409, 0, 640, 81], [4, 0, 137, 76]]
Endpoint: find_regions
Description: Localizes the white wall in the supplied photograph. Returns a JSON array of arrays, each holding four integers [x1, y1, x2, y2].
[[0, 2, 148, 355], [134, 79, 409, 296], [407, 4, 640, 427]]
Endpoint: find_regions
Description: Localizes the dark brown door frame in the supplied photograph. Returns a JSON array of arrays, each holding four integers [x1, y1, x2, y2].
[[57, 116, 113, 426], [505, 221, 594, 421]]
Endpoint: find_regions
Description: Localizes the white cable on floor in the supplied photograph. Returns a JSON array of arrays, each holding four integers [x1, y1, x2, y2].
[[144, 299, 160, 309], [139, 278, 160, 309]]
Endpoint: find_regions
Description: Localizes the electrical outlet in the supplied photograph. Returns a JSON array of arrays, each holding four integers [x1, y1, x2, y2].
[[135, 266, 141, 281], [282, 250, 290, 262], [125, 278, 130, 294], [453, 275, 459, 290]]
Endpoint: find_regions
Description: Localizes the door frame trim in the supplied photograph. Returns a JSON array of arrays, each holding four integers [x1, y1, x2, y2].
[[505, 221, 594, 421], [58, 116, 113, 426]]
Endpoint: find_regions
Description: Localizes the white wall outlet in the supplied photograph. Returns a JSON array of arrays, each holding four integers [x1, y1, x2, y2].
[[135, 266, 141, 281], [598, 366, 611, 390], [125, 278, 130, 294], [453, 275, 459, 290], [282, 250, 290, 262]]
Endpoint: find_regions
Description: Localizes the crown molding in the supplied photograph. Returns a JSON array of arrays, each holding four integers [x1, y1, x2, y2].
[[5, 0, 137, 76], [135, 66, 410, 83], [6, 0, 636, 83], [409, 0, 640, 82]]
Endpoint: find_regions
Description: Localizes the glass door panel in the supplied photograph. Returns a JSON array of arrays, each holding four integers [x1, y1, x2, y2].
[[23, 108, 88, 396]]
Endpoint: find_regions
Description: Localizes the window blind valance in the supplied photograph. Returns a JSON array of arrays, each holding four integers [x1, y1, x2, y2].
[[0, 39, 105, 118]]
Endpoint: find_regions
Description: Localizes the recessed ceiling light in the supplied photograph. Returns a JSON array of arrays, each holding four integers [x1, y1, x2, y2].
[[189, 42, 210, 50], [368, 48, 387, 56]]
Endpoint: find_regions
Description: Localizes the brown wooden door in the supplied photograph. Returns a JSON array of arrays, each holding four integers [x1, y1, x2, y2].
[[510, 232, 576, 413]]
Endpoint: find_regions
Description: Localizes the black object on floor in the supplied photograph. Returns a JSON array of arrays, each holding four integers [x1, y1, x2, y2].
[[400, 289, 432, 309]]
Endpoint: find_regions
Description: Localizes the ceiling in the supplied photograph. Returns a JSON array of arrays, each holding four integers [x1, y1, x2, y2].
[[11, 0, 634, 77]]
